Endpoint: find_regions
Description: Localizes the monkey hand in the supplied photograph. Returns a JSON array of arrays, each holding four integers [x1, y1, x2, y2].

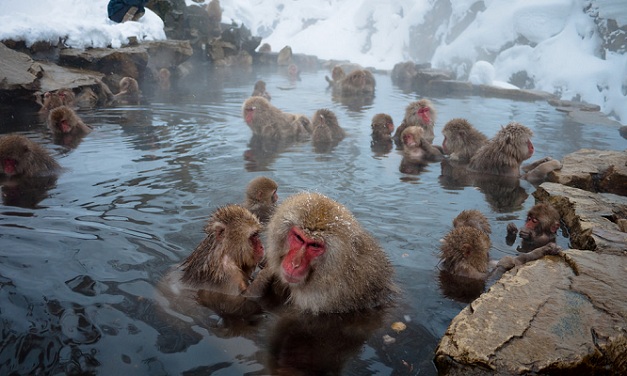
[[518, 227, 532, 240], [496, 256, 516, 271], [506, 223, 518, 245], [542, 243, 562, 256]]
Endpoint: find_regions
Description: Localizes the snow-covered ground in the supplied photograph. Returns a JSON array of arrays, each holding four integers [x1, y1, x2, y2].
[[1, 0, 625, 123]]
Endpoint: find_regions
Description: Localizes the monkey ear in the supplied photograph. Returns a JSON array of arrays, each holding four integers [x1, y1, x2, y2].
[[550, 222, 560, 234], [212, 221, 226, 240]]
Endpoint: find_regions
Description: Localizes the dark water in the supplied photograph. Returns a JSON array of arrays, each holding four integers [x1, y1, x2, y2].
[[0, 63, 624, 375]]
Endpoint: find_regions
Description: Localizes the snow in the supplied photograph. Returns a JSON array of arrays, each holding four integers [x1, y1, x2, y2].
[[0, 0, 626, 124]]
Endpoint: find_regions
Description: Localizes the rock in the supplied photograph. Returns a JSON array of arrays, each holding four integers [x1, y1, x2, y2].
[[548, 149, 627, 197], [59, 46, 150, 80], [474, 85, 555, 101], [435, 249, 627, 375], [0, 42, 42, 100], [534, 182, 627, 254], [144, 40, 193, 70], [414, 68, 455, 88]]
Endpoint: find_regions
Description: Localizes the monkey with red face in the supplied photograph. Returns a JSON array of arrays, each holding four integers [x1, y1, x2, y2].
[[506, 203, 561, 252], [244, 192, 397, 314]]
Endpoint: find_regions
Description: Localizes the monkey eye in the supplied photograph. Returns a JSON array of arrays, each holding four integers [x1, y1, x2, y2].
[[308, 241, 325, 254]]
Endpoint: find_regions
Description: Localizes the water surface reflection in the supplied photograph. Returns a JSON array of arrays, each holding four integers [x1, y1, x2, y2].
[[0, 63, 623, 375]]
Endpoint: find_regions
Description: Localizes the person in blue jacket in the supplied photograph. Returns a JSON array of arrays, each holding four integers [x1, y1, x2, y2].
[[108, 0, 149, 23]]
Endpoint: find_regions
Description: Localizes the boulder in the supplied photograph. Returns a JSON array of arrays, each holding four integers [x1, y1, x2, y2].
[[0, 42, 42, 100], [59, 46, 150, 80], [548, 149, 627, 197], [435, 249, 627, 375], [534, 182, 627, 254]]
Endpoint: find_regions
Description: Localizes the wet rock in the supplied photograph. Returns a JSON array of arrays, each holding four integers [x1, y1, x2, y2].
[[435, 249, 627, 375], [473, 85, 555, 101], [59, 45, 149, 81], [548, 149, 627, 197], [0, 42, 43, 100], [145, 39, 193, 70], [534, 182, 627, 253], [425, 80, 473, 96]]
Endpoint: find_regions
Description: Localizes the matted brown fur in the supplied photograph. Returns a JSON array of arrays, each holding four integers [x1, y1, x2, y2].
[[47, 106, 91, 135], [0, 134, 60, 177], [440, 226, 491, 279], [371, 113, 394, 142], [181, 205, 262, 291], [242, 96, 309, 139], [264, 192, 397, 314], [441, 118, 488, 162], [468, 121, 533, 176], [243, 176, 278, 224], [393, 99, 437, 145], [452, 209, 492, 235], [311, 108, 345, 144]]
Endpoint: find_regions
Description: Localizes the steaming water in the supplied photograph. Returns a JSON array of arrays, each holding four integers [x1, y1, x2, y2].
[[0, 63, 623, 375]]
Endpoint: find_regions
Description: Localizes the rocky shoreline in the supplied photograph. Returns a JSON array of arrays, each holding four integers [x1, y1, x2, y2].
[[1, 1, 626, 374]]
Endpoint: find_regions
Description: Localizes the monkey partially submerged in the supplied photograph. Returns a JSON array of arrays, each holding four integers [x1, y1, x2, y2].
[[506, 203, 562, 253], [0, 134, 61, 178], [243, 176, 279, 224], [393, 99, 437, 146], [160, 205, 265, 317], [244, 192, 397, 314], [438, 209, 561, 302]]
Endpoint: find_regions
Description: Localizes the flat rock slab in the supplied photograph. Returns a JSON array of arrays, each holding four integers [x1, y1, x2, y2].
[[435, 249, 627, 375], [37, 62, 105, 93], [534, 182, 627, 253], [0, 42, 42, 91], [549, 149, 627, 197]]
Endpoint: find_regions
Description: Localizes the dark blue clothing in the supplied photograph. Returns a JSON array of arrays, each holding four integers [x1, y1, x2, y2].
[[108, 0, 148, 23]]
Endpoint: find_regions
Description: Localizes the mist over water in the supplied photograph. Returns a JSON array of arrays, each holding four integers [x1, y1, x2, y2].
[[0, 61, 623, 374]]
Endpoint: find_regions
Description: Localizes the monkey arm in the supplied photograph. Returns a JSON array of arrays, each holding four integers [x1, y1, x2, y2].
[[522, 156, 554, 172], [241, 267, 273, 298], [492, 243, 561, 280]]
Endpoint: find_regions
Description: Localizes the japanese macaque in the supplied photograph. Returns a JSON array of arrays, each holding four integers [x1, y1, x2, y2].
[[440, 209, 561, 285], [179, 205, 264, 295], [243, 176, 279, 224], [371, 113, 394, 143], [251, 80, 271, 101], [157, 68, 171, 91], [241, 96, 309, 140], [325, 65, 346, 87], [393, 99, 437, 146], [47, 106, 92, 135], [453, 209, 492, 235], [0, 134, 60, 178], [441, 118, 488, 162], [521, 156, 563, 185], [206, 0, 222, 37], [336, 69, 376, 95], [244, 192, 397, 314], [311, 109, 345, 149], [114, 77, 141, 104], [506, 203, 561, 252], [400, 126, 443, 165], [75, 87, 99, 108], [38, 88, 75, 113], [468, 122, 534, 177]]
